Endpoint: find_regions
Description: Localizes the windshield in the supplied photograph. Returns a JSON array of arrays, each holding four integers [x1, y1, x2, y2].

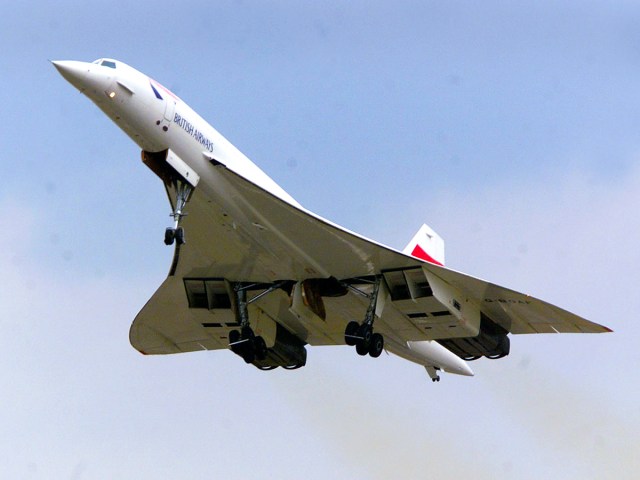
[[92, 58, 117, 69]]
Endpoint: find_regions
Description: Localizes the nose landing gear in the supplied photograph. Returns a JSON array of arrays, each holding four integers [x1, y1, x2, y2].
[[164, 179, 192, 246], [140, 149, 198, 247]]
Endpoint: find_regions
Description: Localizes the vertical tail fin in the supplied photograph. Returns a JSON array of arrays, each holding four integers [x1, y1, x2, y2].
[[403, 224, 445, 266]]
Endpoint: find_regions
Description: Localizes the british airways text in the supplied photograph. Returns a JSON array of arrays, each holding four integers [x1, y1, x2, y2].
[[174, 113, 214, 152]]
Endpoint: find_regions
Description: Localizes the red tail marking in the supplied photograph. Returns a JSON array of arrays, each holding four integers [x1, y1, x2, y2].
[[411, 244, 444, 266]]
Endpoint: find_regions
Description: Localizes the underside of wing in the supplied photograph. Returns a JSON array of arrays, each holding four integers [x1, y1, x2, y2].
[[426, 265, 611, 334], [130, 155, 611, 367]]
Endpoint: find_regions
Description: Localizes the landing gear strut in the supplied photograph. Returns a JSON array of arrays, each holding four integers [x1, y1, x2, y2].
[[425, 366, 441, 382], [228, 282, 286, 364], [343, 276, 385, 358], [164, 179, 192, 246]]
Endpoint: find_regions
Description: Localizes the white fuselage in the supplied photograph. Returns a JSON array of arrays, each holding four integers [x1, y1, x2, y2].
[[53, 58, 473, 379]]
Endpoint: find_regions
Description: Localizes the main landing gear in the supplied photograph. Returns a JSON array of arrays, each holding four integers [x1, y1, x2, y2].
[[164, 179, 193, 246], [229, 325, 267, 364], [343, 276, 384, 358], [228, 282, 286, 364]]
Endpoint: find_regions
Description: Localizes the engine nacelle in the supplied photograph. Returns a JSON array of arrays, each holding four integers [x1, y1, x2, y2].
[[438, 313, 510, 360], [422, 269, 482, 338], [252, 323, 307, 370]]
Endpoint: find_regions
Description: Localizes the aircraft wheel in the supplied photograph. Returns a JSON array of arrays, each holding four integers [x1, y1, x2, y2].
[[253, 336, 267, 360], [369, 333, 384, 358], [355, 340, 369, 356], [242, 347, 255, 364], [358, 324, 372, 345], [344, 321, 359, 346], [175, 227, 185, 245], [228, 329, 240, 345], [164, 227, 175, 245]]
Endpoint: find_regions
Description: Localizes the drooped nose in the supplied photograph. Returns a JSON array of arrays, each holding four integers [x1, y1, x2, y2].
[[51, 60, 91, 92]]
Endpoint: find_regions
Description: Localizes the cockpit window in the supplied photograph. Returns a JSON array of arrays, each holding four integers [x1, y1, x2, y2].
[[101, 60, 117, 69]]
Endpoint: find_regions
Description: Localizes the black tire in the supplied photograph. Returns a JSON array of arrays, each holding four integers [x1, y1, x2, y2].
[[164, 227, 175, 245], [369, 333, 384, 358], [358, 323, 372, 346], [175, 227, 185, 245], [228, 329, 241, 355], [228, 329, 240, 344], [253, 336, 268, 360], [355, 340, 369, 356], [344, 321, 360, 346], [242, 348, 255, 364]]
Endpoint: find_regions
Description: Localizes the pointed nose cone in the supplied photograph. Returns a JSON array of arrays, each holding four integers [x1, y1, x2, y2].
[[458, 361, 475, 377], [52, 60, 91, 92]]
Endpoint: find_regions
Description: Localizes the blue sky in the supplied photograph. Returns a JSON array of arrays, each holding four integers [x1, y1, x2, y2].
[[1, 1, 638, 478]]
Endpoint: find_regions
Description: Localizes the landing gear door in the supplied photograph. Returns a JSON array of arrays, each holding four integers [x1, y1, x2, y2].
[[163, 98, 176, 124], [166, 149, 199, 188]]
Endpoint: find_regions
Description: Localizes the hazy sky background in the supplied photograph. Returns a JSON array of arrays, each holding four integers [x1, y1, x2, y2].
[[1, 1, 638, 478]]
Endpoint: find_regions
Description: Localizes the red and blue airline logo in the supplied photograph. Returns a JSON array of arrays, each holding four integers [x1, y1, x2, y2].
[[149, 78, 178, 101], [150, 81, 163, 100]]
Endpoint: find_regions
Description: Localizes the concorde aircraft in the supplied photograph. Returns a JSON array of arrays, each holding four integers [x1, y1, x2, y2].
[[53, 58, 611, 382]]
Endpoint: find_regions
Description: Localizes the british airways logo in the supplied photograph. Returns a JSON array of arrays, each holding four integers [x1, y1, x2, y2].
[[174, 113, 215, 152], [149, 78, 179, 101], [150, 82, 163, 100]]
